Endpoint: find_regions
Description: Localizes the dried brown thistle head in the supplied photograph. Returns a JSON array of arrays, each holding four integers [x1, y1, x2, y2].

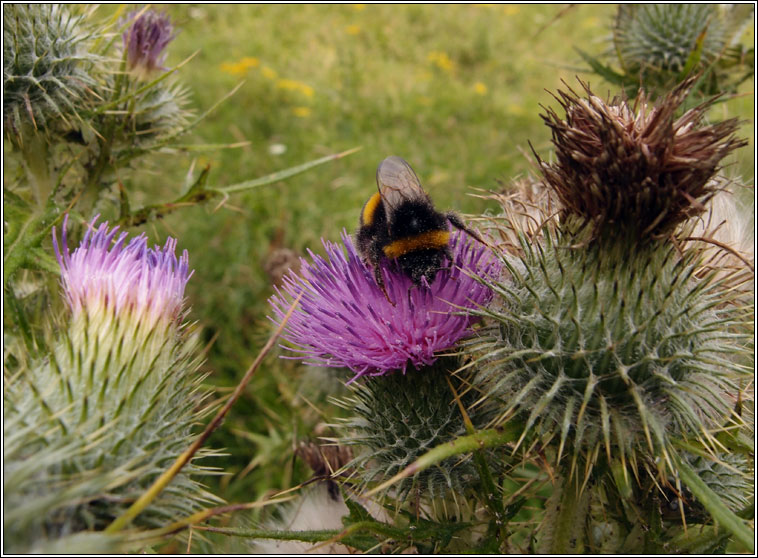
[[535, 77, 746, 238]]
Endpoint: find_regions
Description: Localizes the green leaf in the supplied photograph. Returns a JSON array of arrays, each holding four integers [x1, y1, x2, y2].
[[575, 48, 627, 85], [3, 192, 63, 286], [3, 189, 34, 255], [116, 149, 360, 227], [673, 451, 754, 553], [665, 525, 731, 554], [3, 282, 37, 355], [342, 496, 374, 525], [23, 248, 61, 275], [215, 147, 362, 194], [678, 28, 706, 80]]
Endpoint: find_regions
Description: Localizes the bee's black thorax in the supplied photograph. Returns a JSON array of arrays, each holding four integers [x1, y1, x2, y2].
[[387, 200, 448, 240]]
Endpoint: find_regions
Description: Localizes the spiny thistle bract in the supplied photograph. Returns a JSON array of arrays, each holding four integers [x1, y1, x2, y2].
[[335, 360, 492, 505], [471, 80, 752, 487], [612, 4, 755, 94], [127, 79, 193, 143], [3, 217, 218, 553], [3, 4, 98, 145], [663, 451, 754, 522]]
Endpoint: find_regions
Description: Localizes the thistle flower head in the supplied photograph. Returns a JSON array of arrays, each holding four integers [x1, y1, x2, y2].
[[53, 215, 191, 330], [121, 9, 175, 80], [268, 230, 499, 381], [537, 78, 746, 238]]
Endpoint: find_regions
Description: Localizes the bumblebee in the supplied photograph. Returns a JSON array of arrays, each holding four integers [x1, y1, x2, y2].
[[357, 156, 483, 301]]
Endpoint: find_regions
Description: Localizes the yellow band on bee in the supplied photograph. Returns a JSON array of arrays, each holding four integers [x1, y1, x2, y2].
[[383, 230, 451, 259], [361, 192, 382, 226]]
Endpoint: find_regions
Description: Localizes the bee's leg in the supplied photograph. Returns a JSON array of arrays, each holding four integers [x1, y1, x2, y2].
[[443, 244, 454, 267], [439, 244, 462, 282], [445, 211, 488, 246], [406, 280, 420, 306], [374, 264, 395, 306]]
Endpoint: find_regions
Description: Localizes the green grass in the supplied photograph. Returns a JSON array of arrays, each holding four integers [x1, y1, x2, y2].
[[90, 4, 754, 509]]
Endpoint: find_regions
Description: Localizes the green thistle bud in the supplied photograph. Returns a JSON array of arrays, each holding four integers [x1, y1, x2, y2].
[[613, 4, 754, 93], [3, 4, 99, 145], [335, 360, 492, 507], [471, 216, 752, 481], [661, 452, 753, 521], [126, 78, 193, 145], [467, 63, 752, 556]]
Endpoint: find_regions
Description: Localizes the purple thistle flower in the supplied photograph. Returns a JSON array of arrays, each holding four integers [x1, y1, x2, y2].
[[268, 230, 500, 381], [52, 215, 191, 330], [122, 9, 175, 79]]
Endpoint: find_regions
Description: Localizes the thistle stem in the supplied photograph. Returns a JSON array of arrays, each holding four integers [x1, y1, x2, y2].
[[549, 476, 589, 554], [446, 375, 509, 541], [20, 134, 52, 206]]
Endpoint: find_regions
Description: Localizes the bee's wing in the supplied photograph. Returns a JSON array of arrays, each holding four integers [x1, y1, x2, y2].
[[375, 156, 428, 211]]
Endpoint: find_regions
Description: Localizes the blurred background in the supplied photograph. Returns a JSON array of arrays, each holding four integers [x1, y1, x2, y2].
[[92, 3, 754, 507]]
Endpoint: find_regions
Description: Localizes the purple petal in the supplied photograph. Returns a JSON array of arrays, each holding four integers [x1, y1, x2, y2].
[[122, 10, 176, 75], [53, 216, 191, 329]]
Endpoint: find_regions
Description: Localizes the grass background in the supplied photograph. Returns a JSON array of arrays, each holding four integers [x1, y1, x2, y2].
[[98, 4, 754, 508]]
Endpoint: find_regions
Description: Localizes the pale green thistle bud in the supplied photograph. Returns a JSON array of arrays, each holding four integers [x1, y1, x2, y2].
[[612, 4, 754, 96], [3, 4, 98, 145], [3, 216, 216, 552]]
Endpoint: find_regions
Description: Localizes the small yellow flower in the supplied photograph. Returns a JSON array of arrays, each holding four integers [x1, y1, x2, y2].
[[220, 61, 245, 76], [345, 24, 361, 35], [582, 16, 601, 28], [427, 51, 455, 72], [292, 106, 312, 118], [277, 79, 315, 97], [261, 66, 278, 80], [473, 82, 488, 95], [220, 61, 242, 75], [240, 56, 260, 68], [352, 4, 366, 11], [220, 56, 260, 76], [502, 5, 520, 16]]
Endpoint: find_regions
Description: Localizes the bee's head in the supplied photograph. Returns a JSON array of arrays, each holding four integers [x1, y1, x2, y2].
[[398, 249, 446, 286]]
